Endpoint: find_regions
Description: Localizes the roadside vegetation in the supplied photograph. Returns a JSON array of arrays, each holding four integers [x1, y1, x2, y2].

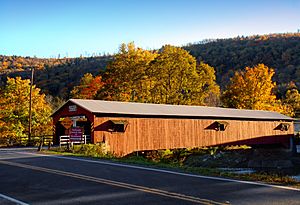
[[0, 77, 52, 146], [46, 144, 300, 188]]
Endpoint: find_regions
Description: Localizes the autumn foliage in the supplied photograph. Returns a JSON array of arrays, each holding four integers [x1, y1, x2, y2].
[[100, 42, 157, 102], [0, 77, 52, 145], [98, 43, 220, 105], [71, 73, 104, 99], [222, 64, 292, 115]]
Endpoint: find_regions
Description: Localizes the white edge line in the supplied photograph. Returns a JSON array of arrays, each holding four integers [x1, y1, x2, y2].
[[0, 193, 29, 205], [18, 151, 300, 192]]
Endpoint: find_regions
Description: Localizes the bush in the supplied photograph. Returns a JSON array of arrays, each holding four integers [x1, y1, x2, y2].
[[51, 143, 112, 158], [72, 143, 111, 158]]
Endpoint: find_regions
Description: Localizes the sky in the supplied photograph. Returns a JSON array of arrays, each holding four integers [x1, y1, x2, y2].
[[0, 0, 300, 58]]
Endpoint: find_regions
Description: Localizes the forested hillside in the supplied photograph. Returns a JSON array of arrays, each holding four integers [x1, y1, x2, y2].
[[1, 33, 300, 98], [184, 33, 300, 94], [0, 55, 111, 98]]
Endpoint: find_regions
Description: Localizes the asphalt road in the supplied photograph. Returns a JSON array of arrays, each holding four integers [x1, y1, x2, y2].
[[0, 148, 299, 205]]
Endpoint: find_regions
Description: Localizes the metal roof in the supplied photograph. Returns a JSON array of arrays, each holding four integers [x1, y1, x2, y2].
[[58, 99, 294, 121]]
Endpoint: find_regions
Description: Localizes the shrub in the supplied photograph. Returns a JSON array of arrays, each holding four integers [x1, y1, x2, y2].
[[50, 143, 112, 158], [71, 143, 111, 157]]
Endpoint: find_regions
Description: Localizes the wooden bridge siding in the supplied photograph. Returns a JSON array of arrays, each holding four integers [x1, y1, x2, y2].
[[93, 117, 293, 156]]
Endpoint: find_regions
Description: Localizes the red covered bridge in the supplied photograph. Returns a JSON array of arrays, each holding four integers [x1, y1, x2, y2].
[[52, 99, 294, 156]]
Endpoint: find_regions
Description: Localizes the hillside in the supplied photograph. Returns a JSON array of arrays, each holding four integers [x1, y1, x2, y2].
[[1, 33, 300, 98], [0, 55, 111, 98], [184, 33, 300, 94]]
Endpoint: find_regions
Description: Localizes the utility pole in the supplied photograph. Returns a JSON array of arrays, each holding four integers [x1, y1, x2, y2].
[[28, 67, 34, 144]]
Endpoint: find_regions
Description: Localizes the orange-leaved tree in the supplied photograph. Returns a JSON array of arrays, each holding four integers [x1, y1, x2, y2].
[[71, 73, 104, 99], [222, 64, 292, 115]]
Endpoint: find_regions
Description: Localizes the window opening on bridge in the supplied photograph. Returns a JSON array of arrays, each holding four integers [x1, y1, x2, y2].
[[279, 123, 290, 131], [215, 121, 229, 131], [109, 120, 129, 132]]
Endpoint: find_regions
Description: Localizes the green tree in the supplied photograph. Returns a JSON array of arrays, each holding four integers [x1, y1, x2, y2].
[[0, 77, 52, 145], [222, 64, 290, 114]]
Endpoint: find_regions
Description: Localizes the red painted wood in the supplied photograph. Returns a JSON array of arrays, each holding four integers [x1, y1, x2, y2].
[[52, 102, 294, 156]]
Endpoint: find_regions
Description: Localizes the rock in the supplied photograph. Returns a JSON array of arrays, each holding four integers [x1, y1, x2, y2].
[[275, 160, 293, 168], [248, 160, 294, 168], [248, 160, 262, 168], [262, 160, 277, 168]]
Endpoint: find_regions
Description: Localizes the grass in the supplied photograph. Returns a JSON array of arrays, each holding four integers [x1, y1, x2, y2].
[[43, 145, 300, 188]]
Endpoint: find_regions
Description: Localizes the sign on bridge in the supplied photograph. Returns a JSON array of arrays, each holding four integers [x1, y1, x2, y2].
[[70, 127, 83, 142], [60, 117, 73, 129]]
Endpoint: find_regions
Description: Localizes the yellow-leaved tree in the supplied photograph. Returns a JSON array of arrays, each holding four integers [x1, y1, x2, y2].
[[98, 43, 220, 106], [149, 45, 219, 105], [283, 82, 300, 117], [100, 42, 157, 102], [0, 77, 52, 145], [222, 64, 292, 115]]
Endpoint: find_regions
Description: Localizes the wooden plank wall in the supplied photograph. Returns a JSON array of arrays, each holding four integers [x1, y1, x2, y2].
[[93, 117, 294, 156]]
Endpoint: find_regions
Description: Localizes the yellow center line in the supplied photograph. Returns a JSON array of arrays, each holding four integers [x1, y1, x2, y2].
[[0, 160, 229, 205]]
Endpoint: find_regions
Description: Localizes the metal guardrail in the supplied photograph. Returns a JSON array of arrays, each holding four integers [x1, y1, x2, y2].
[[0, 135, 53, 146], [35, 135, 53, 151], [296, 145, 300, 153], [0, 135, 53, 151], [21, 135, 53, 145]]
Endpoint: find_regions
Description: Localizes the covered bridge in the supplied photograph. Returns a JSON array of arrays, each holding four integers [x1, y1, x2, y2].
[[52, 99, 294, 156]]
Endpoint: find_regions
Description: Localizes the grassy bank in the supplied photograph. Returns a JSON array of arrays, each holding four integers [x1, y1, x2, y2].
[[44, 144, 300, 188]]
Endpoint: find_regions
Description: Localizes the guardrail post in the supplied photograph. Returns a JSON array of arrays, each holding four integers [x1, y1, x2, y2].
[[48, 141, 52, 150], [67, 141, 70, 151], [37, 136, 44, 151], [59, 136, 61, 148]]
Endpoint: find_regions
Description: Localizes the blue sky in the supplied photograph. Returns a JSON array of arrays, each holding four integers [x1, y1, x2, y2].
[[0, 0, 299, 58]]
